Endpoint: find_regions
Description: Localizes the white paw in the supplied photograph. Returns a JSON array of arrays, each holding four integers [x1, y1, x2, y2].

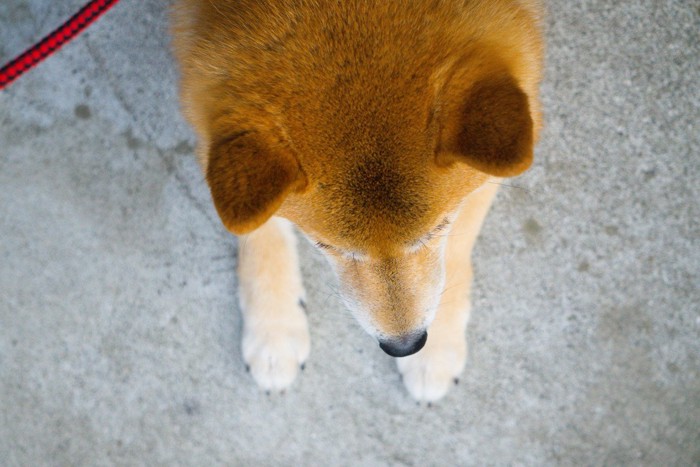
[[396, 334, 467, 403], [241, 299, 310, 392]]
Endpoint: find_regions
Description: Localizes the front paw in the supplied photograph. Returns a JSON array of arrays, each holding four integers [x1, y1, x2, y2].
[[241, 300, 310, 392], [396, 333, 467, 403]]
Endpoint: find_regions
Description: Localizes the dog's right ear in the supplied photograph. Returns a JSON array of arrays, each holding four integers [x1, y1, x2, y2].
[[437, 71, 534, 178], [206, 131, 306, 235]]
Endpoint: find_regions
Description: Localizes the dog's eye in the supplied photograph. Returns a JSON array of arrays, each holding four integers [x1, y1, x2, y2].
[[423, 217, 451, 241], [432, 217, 450, 234], [314, 240, 367, 262], [408, 217, 451, 252]]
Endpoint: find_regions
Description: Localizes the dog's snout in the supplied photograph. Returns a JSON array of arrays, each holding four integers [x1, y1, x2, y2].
[[378, 330, 428, 357]]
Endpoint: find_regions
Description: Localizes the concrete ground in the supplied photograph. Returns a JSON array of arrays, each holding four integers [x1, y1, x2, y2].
[[1, 1, 698, 465]]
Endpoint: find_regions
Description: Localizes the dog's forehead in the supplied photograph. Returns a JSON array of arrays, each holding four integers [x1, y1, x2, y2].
[[293, 157, 438, 251], [344, 157, 427, 219]]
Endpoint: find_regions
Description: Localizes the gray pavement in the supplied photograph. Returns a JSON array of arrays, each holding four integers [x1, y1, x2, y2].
[[1, 1, 698, 465]]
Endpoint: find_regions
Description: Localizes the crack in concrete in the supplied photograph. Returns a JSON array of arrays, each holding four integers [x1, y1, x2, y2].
[[84, 38, 139, 126], [83, 38, 222, 237], [154, 146, 222, 234]]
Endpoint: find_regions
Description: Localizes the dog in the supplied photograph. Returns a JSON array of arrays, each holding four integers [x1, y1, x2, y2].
[[171, 0, 543, 402]]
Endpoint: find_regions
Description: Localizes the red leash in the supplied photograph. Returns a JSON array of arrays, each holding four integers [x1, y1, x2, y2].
[[0, 0, 120, 91]]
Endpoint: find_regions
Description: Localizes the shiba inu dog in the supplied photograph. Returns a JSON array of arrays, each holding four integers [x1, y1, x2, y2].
[[172, 0, 543, 402]]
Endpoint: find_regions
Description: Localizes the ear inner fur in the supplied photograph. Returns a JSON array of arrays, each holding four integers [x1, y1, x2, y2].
[[439, 73, 534, 177], [206, 131, 306, 235]]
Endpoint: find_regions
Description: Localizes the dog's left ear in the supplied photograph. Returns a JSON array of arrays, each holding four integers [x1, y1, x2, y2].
[[206, 130, 306, 235], [437, 72, 533, 177]]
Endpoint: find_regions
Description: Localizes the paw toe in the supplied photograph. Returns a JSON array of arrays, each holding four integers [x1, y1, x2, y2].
[[396, 341, 466, 403], [247, 348, 301, 391], [399, 362, 458, 402], [242, 324, 310, 392]]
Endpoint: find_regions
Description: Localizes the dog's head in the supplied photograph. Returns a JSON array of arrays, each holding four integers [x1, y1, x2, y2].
[[204, 52, 536, 355]]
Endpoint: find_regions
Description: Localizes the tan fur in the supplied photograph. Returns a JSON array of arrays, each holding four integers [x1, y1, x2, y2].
[[172, 0, 543, 401]]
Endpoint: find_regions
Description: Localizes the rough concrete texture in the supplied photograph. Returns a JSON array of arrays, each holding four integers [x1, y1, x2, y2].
[[1, 1, 698, 465]]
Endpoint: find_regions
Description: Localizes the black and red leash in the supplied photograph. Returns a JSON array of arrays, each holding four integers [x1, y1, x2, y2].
[[0, 0, 121, 91]]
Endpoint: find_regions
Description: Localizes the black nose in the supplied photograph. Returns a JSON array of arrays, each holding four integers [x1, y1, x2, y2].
[[378, 331, 428, 357]]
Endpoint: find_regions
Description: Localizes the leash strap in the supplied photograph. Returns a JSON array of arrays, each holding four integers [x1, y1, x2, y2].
[[0, 0, 120, 91]]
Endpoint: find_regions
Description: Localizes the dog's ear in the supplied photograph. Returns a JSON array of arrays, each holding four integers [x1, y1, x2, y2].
[[206, 131, 306, 234], [438, 72, 533, 177]]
